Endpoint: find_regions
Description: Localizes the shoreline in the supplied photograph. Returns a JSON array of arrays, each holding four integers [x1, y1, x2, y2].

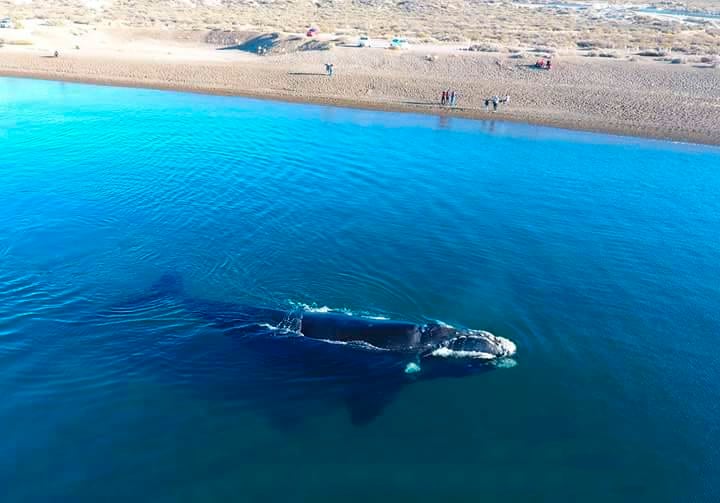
[[4, 68, 719, 147], [1, 32, 719, 147]]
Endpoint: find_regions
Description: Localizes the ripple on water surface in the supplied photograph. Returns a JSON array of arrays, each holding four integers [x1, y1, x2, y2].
[[1, 78, 719, 502]]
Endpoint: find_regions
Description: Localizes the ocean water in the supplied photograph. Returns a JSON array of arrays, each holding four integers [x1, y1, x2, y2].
[[639, 7, 720, 20], [1, 77, 719, 502]]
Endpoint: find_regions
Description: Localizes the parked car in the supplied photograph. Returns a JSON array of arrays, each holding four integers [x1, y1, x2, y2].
[[390, 37, 408, 49], [306, 27, 318, 37], [359, 35, 370, 48], [0, 17, 14, 29]]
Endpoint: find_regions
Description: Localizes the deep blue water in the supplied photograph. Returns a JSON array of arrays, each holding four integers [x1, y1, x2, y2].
[[1, 77, 719, 501]]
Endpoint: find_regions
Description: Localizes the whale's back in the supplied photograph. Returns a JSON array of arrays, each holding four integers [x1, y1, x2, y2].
[[300, 312, 422, 351]]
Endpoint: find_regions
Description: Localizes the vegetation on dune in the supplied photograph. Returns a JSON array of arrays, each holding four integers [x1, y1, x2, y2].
[[0, 0, 719, 56]]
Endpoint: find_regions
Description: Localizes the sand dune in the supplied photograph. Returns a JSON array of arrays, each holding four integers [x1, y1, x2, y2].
[[2, 0, 720, 54]]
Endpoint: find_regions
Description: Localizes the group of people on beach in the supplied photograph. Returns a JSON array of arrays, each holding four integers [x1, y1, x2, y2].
[[484, 95, 510, 112], [440, 90, 509, 111], [440, 90, 458, 106], [535, 58, 552, 70]]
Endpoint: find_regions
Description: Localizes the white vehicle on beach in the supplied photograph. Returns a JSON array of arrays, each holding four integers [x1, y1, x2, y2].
[[0, 17, 14, 29], [390, 37, 408, 49], [359, 36, 371, 48]]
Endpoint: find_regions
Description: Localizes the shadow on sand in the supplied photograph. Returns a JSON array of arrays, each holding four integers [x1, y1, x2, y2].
[[288, 72, 326, 76], [525, 64, 550, 71], [217, 33, 281, 53]]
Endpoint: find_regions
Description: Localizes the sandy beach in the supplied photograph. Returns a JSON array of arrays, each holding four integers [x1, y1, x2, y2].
[[1, 1, 720, 144]]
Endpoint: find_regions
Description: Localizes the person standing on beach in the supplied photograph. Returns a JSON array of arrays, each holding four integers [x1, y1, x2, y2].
[[325, 63, 334, 77], [441, 90, 447, 105], [450, 91, 456, 107], [492, 95, 499, 112], [484, 98, 490, 111]]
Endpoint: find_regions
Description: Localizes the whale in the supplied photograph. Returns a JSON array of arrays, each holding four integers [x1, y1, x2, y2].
[[300, 311, 517, 362], [118, 273, 518, 426], [145, 273, 517, 362]]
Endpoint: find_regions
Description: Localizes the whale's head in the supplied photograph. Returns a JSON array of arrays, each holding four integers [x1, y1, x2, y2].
[[419, 324, 516, 367], [432, 330, 517, 360]]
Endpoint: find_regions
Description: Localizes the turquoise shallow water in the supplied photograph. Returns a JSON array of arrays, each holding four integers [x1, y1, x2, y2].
[[1, 77, 719, 501]]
